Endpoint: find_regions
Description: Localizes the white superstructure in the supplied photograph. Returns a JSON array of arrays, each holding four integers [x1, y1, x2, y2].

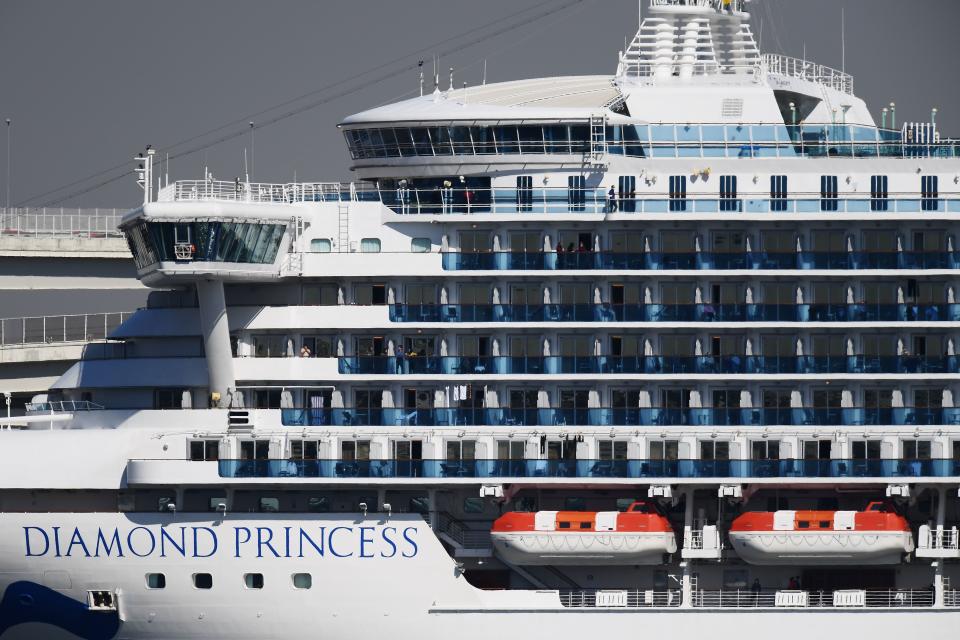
[[2, 1, 960, 637]]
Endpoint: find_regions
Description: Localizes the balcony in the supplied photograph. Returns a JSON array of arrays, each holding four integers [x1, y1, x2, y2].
[[218, 458, 960, 480], [337, 355, 959, 376], [278, 406, 960, 428], [389, 303, 958, 324], [441, 251, 960, 271]]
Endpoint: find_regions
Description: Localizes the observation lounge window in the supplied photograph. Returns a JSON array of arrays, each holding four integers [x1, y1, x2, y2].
[[870, 175, 889, 211], [820, 175, 839, 211], [770, 175, 788, 211], [124, 221, 285, 265], [495, 126, 520, 154]]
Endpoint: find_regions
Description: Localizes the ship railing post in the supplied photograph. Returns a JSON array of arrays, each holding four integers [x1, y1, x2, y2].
[[428, 488, 438, 531], [680, 561, 692, 609]]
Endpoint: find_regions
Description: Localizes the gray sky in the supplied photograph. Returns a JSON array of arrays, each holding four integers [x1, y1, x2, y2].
[[0, 0, 957, 208]]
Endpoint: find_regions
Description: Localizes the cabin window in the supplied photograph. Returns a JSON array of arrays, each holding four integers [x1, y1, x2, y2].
[[598, 440, 628, 460], [303, 284, 339, 305], [565, 497, 586, 511], [852, 440, 882, 459], [155, 388, 186, 410], [770, 175, 788, 211], [355, 284, 387, 305], [189, 440, 220, 462], [751, 440, 780, 460], [291, 440, 320, 460], [870, 175, 889, 211], [293, 573, 312, 589], [259, 497, 280, 513], [568, 175, 586, 211], [446, 440, 477, 461], [193, 573, 213, 589], [669, 175, 687, 212], [410, 237, 431, 253], [360, 238, 381, 253], [310, 238, 332, 253], [341, 440, 371, 461], [921, 175, 939, 211], [719, 175, 738, 211], [497, 440, 525, 460], [145, 573, 166, 589], [650, 440, 679, 460], [307, 497, 330, 513], [244, 573, 264, 589], [240, 440, 270, 461], [902, 440, 932, 459], [820, 175, 839, 211]]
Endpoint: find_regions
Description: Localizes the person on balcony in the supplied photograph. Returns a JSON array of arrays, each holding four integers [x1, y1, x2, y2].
[[607, 185, 618, 212]]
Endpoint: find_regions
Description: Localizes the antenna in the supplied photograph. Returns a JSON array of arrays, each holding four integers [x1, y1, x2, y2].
[[418, 60, 425, 96], [449, 67, 454, 91], [482, 59, 487, 85], [841, 6, 846, 73], [758, 16, 763, 52], [165, 152, 170, 187], [243, 148, 249, 185]]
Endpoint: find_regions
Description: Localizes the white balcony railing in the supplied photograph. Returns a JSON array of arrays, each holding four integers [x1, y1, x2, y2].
[[0, 208, 125, 239], [0, 312, 131, 348], [762, 53, 854, 95]]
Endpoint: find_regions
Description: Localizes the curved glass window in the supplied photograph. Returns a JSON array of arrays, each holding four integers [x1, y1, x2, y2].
[[411, 237, 431, 253], [344, 123, 958, 161], [124, 221, 286, 269], [310, 238, 332, 253], [360, 238, 381, 253]]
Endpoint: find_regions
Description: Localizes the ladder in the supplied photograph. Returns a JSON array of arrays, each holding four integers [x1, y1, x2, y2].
[[337, 193, 350, 253], [589, 114, 607, 164]]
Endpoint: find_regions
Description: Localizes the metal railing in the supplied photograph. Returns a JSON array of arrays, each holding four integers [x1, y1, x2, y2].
[[0, 208, 125, 239], [762, 54, 854, 95], [25, 400, 104, 413], [158, 180, 376, 205], [918, 526, 960, 551], [559, 589, 681, 608], [0, 312, 131, 348], [693, 589, 933, 608]]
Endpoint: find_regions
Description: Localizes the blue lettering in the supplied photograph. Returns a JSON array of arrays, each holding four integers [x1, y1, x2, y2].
[[359, 527, 376, 559], [234, 527, 252, 558], [256, 527, 280, 558], [328, 526, 354, 558], [298, 528, 325, 558], [160, 527, 187, 558], [95, 528, 124, 558], [23, 527, 49, 557], [401, 527, 419, 558], [380, 526, 398, 558], [126, 527, 156, 557], [51, 526, 62, 557], [66, 528, 91, 558], [283, 526, 292, 558], [193, 527, 218, 558]]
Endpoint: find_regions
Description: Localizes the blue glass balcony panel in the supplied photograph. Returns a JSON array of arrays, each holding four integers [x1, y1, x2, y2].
[[219, 458, 960, 480], [388, 303, 957, 323], [337, 355, 959, 376], [279, 406, 960, 428]]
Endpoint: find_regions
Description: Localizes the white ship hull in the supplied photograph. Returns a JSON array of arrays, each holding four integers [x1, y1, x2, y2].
[[0, 513, 955, 640], [491, 531, 677, 565], [728, 531, 915, 565]]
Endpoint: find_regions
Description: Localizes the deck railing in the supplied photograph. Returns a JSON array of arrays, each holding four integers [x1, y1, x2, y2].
[[0, 312, 131, 348], [693, 589, 934, 608], [559, 589, 681, 608], [0, 208, 125, 238], [762, 54, 854, 95]]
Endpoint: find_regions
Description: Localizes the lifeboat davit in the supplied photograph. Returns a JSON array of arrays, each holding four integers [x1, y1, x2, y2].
[[729, 501, 914, 565], [490, 500, 677, 566]]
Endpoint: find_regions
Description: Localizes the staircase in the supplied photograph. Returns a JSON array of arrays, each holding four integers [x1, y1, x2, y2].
[[336, 186, 351, 253], [436, 512, 493, 557]]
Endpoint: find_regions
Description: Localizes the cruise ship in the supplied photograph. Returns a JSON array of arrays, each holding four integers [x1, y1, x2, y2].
[[2, 0, 959, 637]]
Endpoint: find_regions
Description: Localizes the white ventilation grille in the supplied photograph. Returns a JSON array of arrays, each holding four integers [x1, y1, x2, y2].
[[721, 98, 744, 119]]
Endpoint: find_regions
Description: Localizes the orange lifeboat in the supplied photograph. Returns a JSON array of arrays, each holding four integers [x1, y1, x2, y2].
[[729, 501, 914, 565], [490, 500, 677, 566]]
